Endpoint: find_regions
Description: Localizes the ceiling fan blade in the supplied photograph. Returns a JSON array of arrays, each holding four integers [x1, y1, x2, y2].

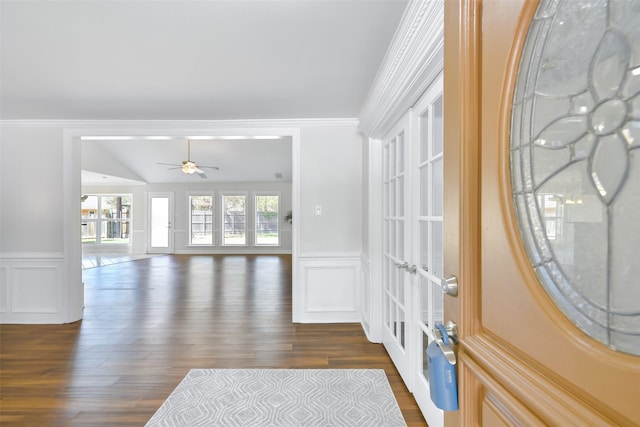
[[159, 141, 216, 176]]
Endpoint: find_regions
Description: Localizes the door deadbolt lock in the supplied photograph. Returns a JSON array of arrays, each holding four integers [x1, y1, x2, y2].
[[440, 276, 459, 297]]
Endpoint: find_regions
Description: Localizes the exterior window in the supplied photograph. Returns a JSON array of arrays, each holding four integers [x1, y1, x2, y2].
[[82, 194, 131, 244], [255, 194, 279, 246], [223, 194, 246, 245], [189, 194, 214, 245]]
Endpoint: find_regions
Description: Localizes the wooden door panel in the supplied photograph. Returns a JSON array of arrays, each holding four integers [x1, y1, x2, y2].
[[445, 0, 640, 425]]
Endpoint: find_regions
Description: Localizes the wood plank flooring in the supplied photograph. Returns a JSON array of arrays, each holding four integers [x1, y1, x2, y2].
[[0, 254, 427, 426]]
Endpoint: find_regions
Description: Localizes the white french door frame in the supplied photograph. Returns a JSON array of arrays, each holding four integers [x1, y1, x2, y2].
[[147, 192, 175, 254], [409, 75, 445, 425], [376, 75, 445, 427]]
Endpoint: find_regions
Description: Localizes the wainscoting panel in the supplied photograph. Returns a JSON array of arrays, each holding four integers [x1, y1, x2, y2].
[[12, 266, 60, 313], [0, 253, 67, 323], [297, 254, 361, 323]]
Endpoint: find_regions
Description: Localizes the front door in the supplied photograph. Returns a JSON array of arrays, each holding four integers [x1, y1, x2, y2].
[[147, 193, 174, 254], [444, 0, 639, 425]]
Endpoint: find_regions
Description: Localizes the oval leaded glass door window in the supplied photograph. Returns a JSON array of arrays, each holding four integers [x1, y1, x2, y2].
[[511, 0, 640, 355]]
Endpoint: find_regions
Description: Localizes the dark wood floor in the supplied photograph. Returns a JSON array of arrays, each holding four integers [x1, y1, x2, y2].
[[0, 254, 427, 426]]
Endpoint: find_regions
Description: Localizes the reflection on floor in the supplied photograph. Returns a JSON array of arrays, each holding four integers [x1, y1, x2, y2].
[[81, 253, 162, 269]]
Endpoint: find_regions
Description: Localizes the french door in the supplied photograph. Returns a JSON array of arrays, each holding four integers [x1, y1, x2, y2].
[[147, 192, 174, 254], [382, 76, 445, 427], [382, 112, 412, 387], [410, 77, 445, 425]]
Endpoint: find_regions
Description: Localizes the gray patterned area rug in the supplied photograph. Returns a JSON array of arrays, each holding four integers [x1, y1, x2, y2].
[[146, 369, 407, 426]]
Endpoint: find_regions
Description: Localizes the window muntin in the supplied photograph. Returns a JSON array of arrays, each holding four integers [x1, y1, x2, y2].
[[189, 194, 214, 245], [255, 194, 279, 246], [222, 194, 247, 246]]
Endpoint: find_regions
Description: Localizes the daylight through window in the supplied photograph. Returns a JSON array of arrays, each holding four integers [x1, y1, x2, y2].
[[223, 194, 247, 245], [81, 194, 131, 245], [255, 194, 279, 246], [189, 194, 214, 245]]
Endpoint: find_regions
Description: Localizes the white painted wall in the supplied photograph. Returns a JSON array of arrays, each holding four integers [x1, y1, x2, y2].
[[1, 127, 64, 252], [299, 126, 362, 254], [1, 125, 82, 323], [293, 125, 363, 323]]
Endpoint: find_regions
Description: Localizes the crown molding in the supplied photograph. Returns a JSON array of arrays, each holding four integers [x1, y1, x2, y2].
[[358, 0, 444, 139], [0, 118, 359, 129]]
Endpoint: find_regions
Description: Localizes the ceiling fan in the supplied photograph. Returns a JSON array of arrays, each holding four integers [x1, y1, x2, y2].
[[157, 139, 219, 178]]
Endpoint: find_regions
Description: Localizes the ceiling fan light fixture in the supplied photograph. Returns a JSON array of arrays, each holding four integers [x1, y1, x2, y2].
[[182, 161, 198, 174]]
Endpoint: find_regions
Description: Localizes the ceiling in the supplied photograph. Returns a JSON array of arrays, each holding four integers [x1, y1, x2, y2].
[[1, 0, 408, 183], [82, 136, 293, 184]]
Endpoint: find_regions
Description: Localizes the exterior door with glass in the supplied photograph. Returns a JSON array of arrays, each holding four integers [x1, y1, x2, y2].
[[147, 193, 174, 254], [444, 0, 639, 425]]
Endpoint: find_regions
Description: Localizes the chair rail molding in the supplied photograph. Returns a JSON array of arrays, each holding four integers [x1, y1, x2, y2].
[[358, 0, 444, 139]]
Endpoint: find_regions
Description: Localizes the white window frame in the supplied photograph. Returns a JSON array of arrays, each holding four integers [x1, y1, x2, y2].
[[221, 192, 248, 246], [188, 192, 215, 246], [254, 192, 280, 247], [81, 194, 132, 246]]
